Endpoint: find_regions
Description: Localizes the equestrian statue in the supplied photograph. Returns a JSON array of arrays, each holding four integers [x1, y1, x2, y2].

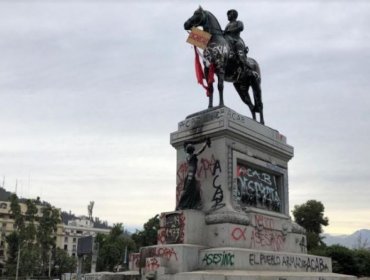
[[184, 7, 264, 124]]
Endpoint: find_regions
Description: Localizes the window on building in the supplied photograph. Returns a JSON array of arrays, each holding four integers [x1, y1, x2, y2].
[[64, 237, 68, 242], [64, 245, 68, 250], [73, 238, 76, 243]]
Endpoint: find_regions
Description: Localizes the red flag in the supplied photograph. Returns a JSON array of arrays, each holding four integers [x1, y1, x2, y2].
[[193, 46, 215, 97], [194, 47, 204, 84]]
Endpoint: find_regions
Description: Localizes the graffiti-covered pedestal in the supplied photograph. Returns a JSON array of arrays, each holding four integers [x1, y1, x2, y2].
[[133, 107, 355, 280], [169, 107, 306, 253]]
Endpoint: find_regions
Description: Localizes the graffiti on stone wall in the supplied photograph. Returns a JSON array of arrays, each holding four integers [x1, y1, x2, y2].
[[236, 163, 281, 212], [176, 154, 225, 210], [231, 227, 247, 241], [230, 220, 285, 252], [210, 159, 225, 210], [250, 229, 285, 251], [145, 257, 160, 271], [249, 253, 329, 272], [157, 212, 186, 244], [254, 214, 274, 230], [176, 156, 216, 204], [139, 247, 178, 268], [202, 251, 235, 266], [129, 253, 140, 271], [249, 215, 285, 251]]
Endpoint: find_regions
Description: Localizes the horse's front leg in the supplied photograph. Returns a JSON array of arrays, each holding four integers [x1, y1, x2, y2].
[[204, 67, 214, 108], [217, 70, 225, 106], [208, 93, 213, 108]]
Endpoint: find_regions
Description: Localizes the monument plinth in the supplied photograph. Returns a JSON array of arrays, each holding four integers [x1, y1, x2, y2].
[[171, 106, 292, 217], [129, 107, 354, 280]]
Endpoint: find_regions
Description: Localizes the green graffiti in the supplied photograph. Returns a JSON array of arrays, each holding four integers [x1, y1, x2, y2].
[[202, 251, 235, 266]]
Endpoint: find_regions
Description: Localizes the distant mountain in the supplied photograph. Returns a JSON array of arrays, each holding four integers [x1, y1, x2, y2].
[[323, 229, 370, 249]]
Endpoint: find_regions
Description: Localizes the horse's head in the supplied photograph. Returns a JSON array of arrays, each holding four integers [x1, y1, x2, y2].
[[184, 6, 206, 30]]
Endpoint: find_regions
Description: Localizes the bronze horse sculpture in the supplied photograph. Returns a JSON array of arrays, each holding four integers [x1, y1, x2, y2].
[[184, 7, 264, 124]]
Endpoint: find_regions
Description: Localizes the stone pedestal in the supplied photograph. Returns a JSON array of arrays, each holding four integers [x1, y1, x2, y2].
[[131, 107, 356, 280], [171, 107, 292, 218]]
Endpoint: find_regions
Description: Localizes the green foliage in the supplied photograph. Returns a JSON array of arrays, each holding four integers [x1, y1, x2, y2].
[[326, 245, 358, 276], [53, 248, 77, 276], [292, 200, 329, 250], [9, 194, 24, 232], [5, 194, 62, 277], [306, 232, 326, 251], [131, 215, 160, 249], [4, 232, 19, 276], [37, 204, 61, 276], [96, 224, 136, 272], [354, 249, 370, 277], [81, 255, 92, 274], [292, 200, 329, 234], [309, 245, 370, 277], [25, 199, 38, 222], [19, 244, 41, 277]]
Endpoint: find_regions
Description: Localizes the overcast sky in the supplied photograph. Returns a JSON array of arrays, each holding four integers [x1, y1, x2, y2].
[[0, 0, 369, 235]]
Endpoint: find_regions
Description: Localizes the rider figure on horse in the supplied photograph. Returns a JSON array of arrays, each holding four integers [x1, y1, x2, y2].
[[224, 9, 257, 79]]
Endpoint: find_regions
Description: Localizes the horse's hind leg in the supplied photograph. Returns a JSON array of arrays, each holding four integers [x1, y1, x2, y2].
[[259, 109, 265, 125], [251, 78, 264, 124], [234, 82, 255, 120]]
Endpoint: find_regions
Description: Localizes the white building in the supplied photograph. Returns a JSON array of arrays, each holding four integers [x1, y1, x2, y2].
[[61, 216, 110, 257]]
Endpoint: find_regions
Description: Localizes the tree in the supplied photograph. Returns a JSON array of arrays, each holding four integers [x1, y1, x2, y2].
[[5, 194, 62, 277], [4, 232, 19, 276], [131, 215, 160, 249], [37, 205, 61, 276], [354, 249, 370, 277], [9, 194, 24, 230], [53, 248, 76, 276], [311, 245, 370, 277], [326, 245, 358, 276], [96, 224, 135, 272], [18, 244, 41, 277], [5, 195, 41, 277], [292, 200, 329, 251]]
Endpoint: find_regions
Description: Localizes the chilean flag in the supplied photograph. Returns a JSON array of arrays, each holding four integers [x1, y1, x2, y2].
[[194, 46, 215, 97]]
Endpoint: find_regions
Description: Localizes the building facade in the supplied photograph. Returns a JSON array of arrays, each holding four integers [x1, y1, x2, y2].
[[0, 200, 110, 275], [61, 216, 110, 258]]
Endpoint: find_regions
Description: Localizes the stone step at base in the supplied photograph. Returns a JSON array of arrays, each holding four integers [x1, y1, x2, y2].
[[172, 270, 356, 280]]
